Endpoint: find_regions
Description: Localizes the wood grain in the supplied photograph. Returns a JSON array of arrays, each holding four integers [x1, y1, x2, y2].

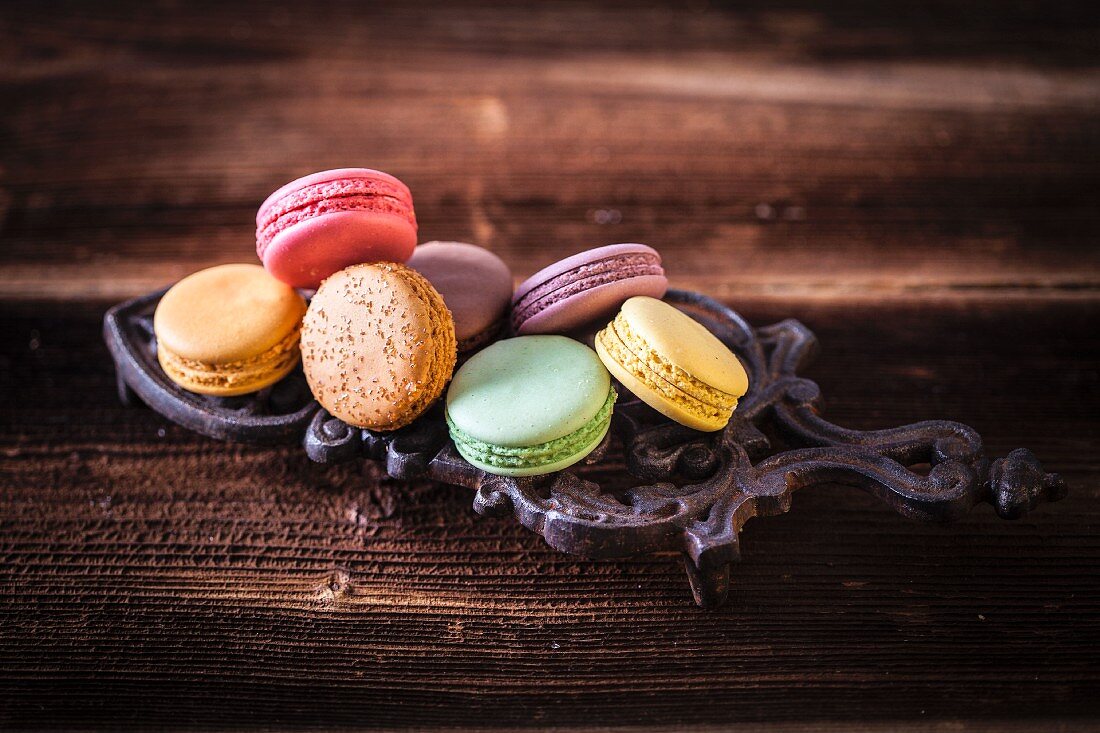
[[1, 0, 1098, 730], [2, 296, 1097, 730]]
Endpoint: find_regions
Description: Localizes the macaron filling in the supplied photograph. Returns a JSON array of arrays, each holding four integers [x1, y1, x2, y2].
[[512, 252, 663, 329], [257, 178, 415, 255], [447, 387, 616, 470], [158, 324, 302, 394], [597, 313, 738, 421]]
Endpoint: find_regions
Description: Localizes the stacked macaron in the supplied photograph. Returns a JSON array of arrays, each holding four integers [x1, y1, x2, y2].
[[256, 168, 418, 289], [151, 166, 749, 477], [153, 169, 514, 433]]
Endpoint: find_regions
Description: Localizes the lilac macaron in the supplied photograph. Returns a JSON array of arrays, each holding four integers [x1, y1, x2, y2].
[[511, 243, 668, 335]]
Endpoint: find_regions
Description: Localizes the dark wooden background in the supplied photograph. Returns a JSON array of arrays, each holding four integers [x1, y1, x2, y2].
[[2, 1, 1098, 730]]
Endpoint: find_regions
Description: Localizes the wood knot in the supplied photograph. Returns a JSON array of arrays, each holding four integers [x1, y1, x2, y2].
[[315, 568, 353, 607]]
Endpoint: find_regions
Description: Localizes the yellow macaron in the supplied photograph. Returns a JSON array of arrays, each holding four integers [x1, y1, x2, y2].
[[153, 263, 307, 396], [595, 296, 748, 431]]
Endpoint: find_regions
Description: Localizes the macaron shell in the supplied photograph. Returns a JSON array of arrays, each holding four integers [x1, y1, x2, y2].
[[512, 243, 663, 303], [257, 168, 412, 220], [446, 336, 610, 448], [514, 274, 668, 335], [261, 210, 417, 289], [300, 262, 456, 431], [407, 242, 513, 348], [153, 263, 306, 364], [453, 418, 610, 477], [616, 297, 748, 397]]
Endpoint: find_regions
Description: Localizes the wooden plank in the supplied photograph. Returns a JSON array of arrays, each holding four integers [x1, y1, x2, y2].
[[1, 296, 1096, 729], [1, 3, 1098, 300]]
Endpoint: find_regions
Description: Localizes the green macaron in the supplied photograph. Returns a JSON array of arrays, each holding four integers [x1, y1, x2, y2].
[[445, 335, 616, 477]]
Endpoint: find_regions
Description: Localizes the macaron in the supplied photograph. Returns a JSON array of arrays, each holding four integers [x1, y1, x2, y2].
[[594, 296, 748, 432], [300, 262, 456, 431], [445, 335, 616, 477], [511, 243, 667, 335], [407, 241, 513, 354], [256, 168, 418, 289], [153, 263, 307, 396]]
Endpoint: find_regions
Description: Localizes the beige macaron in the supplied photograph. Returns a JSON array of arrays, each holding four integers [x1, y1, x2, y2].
[[300, 262, 457, 431]]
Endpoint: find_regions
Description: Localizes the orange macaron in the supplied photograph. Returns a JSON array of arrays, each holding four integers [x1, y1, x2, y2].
[[153, 264, 307, 396]]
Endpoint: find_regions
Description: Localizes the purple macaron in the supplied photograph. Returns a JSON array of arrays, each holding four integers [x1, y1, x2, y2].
[[511, 243, 668, 335]]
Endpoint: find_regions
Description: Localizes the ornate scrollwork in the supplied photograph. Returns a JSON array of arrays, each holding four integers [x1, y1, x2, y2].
[[107, 287, 1067, 607]]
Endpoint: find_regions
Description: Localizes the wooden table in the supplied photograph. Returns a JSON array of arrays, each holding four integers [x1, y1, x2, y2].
[[2, 2, 1097, 730]]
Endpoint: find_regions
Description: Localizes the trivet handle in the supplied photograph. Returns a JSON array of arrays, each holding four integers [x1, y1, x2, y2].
[[679, 445, 1066, 609], [986, 448, 1067, 519], [751, 445, 1065, 523]]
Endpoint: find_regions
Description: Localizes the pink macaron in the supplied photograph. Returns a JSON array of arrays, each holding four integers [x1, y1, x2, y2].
[[511, 243, 668, 335], [256, 168, 417, 288]]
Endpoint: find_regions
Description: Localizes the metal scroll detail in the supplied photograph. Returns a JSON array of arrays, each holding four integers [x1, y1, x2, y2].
[[108, 288, 1067, 607], [302, 290, 1067, 607]]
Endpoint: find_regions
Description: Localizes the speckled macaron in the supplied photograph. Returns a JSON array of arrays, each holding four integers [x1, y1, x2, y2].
[[407, 241, 513, 354], [153, 263, 307, 396], [595, 296, 748, 432], [445, 335, 616, 477], [300, 262, 456, 431]]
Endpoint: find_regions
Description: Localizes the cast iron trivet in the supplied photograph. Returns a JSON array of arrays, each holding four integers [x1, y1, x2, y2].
[[105, 289, 1067, 607]]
